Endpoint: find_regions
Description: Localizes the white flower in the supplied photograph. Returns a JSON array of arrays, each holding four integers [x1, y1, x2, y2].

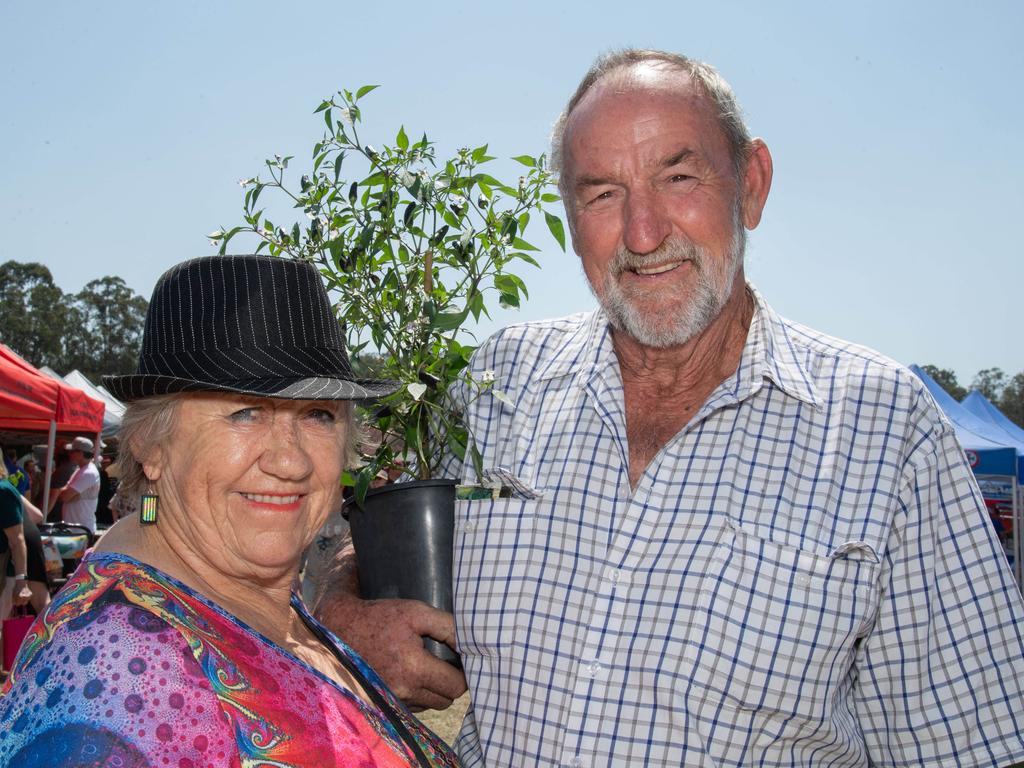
[[338, 107, 354, 127], [451, 194, 466, 208], [479, 369, 496, 385], [400, 170, 415, 187]]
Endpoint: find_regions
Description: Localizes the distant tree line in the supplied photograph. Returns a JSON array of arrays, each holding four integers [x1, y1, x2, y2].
[[0, 260, 148, 382], [921, 365, 1024, 428], [1, 258, 1021, 427]]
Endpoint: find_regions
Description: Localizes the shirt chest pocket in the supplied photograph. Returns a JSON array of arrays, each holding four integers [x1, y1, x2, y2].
[[452, 497, 540, 658], [689, 519, 881, 722]]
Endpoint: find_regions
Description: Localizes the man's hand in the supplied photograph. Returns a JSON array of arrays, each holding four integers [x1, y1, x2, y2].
[[311, 533, 467, 711], [317, 590, 467, 711], [12, 578, 32, 607]]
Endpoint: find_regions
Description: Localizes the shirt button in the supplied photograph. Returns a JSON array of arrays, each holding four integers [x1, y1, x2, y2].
[[582, 660, 603, 677], [463, 520, 476, 532], [607, 567, 630, 585], [565, 757, 585, 768]]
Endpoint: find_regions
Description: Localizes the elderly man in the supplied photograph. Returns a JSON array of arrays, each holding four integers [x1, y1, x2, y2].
[[48, 436, 101, 533], [319, 50, 1024, 767]]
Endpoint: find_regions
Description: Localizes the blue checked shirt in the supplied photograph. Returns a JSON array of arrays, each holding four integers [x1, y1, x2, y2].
[[443, 285, 1024, 767]]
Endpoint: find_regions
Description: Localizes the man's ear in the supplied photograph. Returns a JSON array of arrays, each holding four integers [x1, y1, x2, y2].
[[740, 139, 773, 230]]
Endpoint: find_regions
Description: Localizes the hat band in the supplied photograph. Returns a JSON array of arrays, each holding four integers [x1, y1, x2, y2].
[[136, 344, 354, 383]]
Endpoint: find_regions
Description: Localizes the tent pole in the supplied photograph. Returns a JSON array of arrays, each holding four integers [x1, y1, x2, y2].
[[42, 420, 56, 518]]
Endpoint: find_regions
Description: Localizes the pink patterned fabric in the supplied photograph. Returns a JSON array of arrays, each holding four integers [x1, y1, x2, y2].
[[0, 551, 459, 767]]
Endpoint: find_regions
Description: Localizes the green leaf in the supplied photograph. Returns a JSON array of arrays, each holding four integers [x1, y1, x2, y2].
[[511, 237, 539, 252], [353, 466, 373, 506], [396, 125, 409, 151], [446, 425, 468, 462], [545, 211, 566, 251], [511, 155, 536, 168], [314, 100, 332, 113], [541, 193, 562, 203], [510, 251, 541, 268], [433, 306, 469, 331], [500, 216, 518, 241], [499, 292, 520, 309], [469, 442, 485, 483], [491, 389, 516, 409], [355, 84, 380, 99], [291, 222, 301, 245]]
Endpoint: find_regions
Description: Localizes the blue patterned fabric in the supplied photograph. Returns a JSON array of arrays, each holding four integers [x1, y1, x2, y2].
[[446, 285, 1024, 767]]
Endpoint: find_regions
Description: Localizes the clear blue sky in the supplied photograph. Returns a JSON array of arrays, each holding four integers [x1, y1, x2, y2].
[[3, 0, 1021, 384]]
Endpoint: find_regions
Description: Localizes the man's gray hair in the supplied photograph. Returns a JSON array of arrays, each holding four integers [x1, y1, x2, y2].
[[551, 49, 753, 193]]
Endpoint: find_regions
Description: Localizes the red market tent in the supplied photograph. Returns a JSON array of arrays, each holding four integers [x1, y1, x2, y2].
[[0, 344, 105, 510]]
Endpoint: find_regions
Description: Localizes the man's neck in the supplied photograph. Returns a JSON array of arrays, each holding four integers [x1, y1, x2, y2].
[[613, 276, 754, 489], [612, 275, 754, 396]]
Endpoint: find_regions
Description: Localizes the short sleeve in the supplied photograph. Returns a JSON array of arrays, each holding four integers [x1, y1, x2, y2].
[[854, 425, 1024, 766], [0, 482, 23, 529], [0, 598, 239, 767], [68, 466, 99, 496]]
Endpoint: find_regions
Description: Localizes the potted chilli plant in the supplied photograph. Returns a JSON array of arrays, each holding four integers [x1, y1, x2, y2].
[[209, 86, 564, 662]]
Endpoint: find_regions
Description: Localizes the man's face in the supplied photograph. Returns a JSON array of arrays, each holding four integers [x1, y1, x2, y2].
[[562, 67, 758, 347]]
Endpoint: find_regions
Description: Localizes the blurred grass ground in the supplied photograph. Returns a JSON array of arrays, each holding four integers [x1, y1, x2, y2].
[[415, 693, 470, 745]]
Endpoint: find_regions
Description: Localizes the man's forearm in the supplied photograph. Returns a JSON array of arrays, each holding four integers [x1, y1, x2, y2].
[[312, 531, 359, 609], [19, 493, 44, 525], [4, 525, 28, 577]]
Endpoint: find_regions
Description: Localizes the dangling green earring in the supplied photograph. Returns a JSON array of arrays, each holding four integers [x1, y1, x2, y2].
[[140, 493, 159, 525]]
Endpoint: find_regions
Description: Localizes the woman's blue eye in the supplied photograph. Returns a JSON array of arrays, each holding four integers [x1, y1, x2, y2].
[[229, 407, 259, 422], [307, 408, 336, 424]]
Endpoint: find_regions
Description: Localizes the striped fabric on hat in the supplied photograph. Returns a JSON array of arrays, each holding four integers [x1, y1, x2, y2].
[[104, 255, 396, 402]]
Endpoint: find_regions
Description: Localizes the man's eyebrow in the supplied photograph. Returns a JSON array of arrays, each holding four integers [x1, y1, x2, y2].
[[662, 148, 696, 168], [573, 173, 616, 189]]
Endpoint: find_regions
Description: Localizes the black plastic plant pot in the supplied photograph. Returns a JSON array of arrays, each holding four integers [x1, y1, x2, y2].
[[343, 478, 460, 667]]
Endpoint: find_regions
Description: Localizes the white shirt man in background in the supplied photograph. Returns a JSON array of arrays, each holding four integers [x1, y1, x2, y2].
[[50, 436, 100, 533]]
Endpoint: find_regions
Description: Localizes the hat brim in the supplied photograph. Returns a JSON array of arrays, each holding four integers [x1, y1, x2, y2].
[[102, 373, 399, 404]]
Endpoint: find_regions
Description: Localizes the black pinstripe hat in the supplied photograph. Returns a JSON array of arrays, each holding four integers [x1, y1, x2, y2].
[[103, 255, 398, 402]]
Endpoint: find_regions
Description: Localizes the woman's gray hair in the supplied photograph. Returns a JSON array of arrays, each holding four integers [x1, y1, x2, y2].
[[551, 49, 753, 194], [114, 394, 359, 501], [113, 394, 182, 500]]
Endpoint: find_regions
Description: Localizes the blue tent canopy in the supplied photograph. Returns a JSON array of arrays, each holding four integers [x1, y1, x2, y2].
[[961, 391, 1024, 480], [909, 365, 1019, 478]]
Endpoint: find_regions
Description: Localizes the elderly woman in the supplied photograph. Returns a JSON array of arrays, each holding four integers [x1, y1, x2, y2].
[[0, 256, 460, 768]]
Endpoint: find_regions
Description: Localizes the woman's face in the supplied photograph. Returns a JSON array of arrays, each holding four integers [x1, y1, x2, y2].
[[146, 393, 349, 582]]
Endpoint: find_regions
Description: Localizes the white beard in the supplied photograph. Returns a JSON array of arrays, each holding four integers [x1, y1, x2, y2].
[[592, 211, 746, 348]]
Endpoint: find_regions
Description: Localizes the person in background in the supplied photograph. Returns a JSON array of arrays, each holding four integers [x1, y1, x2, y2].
[[0, 254, 460, 768], [2, 449, 28, 495], [47, 436, 100, 533], [95, 454, 115, 527], [318, 49, 1024, 767], [0, 458, 31, 622], [15, 491, 50, 614], [19, 457, 41, 510]]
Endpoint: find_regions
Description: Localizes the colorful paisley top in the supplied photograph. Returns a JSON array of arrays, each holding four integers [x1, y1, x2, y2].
[[0, 551, 460, 768]]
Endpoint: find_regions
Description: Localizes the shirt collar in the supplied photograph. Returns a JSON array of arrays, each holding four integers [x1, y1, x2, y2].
[[739, 284, 822, 409], [535, 283, 822, 410]]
